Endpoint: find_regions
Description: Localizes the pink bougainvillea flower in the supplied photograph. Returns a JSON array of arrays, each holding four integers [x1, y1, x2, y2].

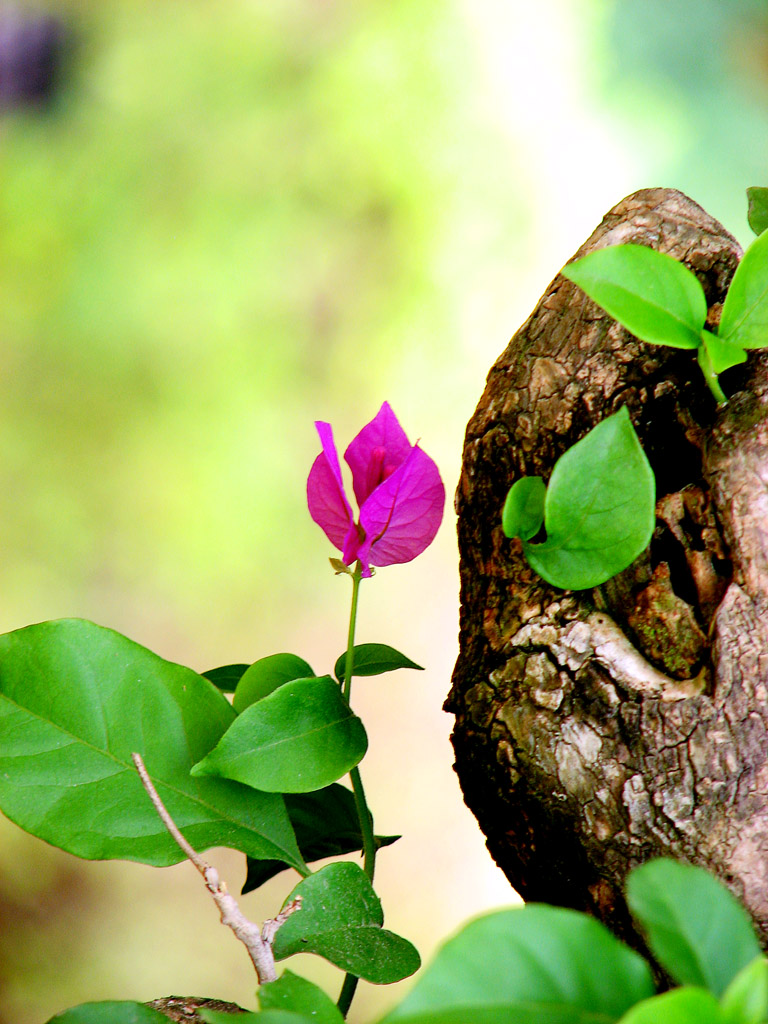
[[307, 402, 445, 577]]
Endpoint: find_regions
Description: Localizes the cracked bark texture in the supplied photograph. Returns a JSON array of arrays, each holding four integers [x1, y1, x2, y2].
[[146, 996, 246, 1021], [446, 187, 768, 949]]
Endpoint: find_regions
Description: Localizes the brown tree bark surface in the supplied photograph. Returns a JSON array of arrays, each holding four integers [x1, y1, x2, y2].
[[446, 188, 768, 948], [146, 996, 246, 1021]]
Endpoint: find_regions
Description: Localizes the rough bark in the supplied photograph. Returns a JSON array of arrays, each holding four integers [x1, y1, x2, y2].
[[146, 996, 246, 1021], [446, 187, 768, 949]]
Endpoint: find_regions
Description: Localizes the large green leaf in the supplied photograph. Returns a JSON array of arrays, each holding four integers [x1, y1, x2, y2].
[[562, 243, 707, 349], [258, 970, 345, 1024], [273, 862, 421, 984], [722, 957, 768, 1024], [233, 653, 315, 713], [0, 619, 303, 869], [380, 904, 654, 1024], [47, 1003, 169, 1023], [616, 988, 725, 1024], [626, 859, 762, 997], [334, 644, 423, 682], [519, 408, 655, 590], [747, 186, 768, 237], [192, 676, 367, 793], [719, 228, 768, 351], [243, 784, 399, 893]]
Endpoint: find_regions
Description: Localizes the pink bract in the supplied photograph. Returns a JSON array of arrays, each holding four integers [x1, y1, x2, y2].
[[307, 402, 445, 576]]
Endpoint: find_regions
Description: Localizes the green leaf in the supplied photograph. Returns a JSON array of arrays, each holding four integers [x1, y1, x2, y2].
[[747, 187, 768, 236], [334, 643, 423, 682], [616, 988, 725, 1024], [202, 664, 250, 693], [201, 1013, 312, 1024], [199, 1015, 259, 1024], [259, 971, 344, 1024], [721, 957, 768, 1024], [719, 228, 768, 351], [380, 904, 654, 1024], [0, 619, 304, 869], [243, 784, 399, 893], [522, 408, 655, 590], [233, 653, 315, 713], [626, 859, 762, 997], [192, 676, 367, 793], [720, 957, 768, 1024], [701, 329, 748, 375], [502, 476, 546, 541], [47, 1003, 169, 1023], [273, 862, 421, 984], [198, 1015, 253, 1024], [563, 243, 707, 349]]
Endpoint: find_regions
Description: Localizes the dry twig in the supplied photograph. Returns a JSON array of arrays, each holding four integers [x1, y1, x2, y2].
[[132, 752, 302, 984]]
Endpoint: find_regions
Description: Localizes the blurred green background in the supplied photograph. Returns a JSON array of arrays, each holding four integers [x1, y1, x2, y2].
[[1, 0, 767, 1020]]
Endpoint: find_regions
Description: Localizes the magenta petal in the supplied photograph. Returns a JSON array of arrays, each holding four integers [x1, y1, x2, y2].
[[345, 402, 413, 508], [307, 422, 356, 553], [358, 445, 445, 568]]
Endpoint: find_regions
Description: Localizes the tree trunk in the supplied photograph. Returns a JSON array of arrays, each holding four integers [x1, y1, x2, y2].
[[146, 996, 246, 1021], [446, 187, 768, 949]]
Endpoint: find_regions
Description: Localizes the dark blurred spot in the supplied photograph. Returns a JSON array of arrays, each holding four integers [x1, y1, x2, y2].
[[650, 525, 699, 609], [0, 6, 65, 109]]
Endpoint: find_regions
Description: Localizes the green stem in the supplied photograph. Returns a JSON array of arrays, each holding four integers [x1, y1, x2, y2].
[[351, 766, 376, 881], [342, 567, 362, 703], [337, 973, 358, 1019], [697, 343, 727, 406], [337, 564, 377, 1018]]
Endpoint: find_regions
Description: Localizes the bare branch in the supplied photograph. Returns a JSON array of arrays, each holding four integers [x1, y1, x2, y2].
[[131, 752, 302, 984], [131, 752, 208, 874], [262, 896, 303, 947]]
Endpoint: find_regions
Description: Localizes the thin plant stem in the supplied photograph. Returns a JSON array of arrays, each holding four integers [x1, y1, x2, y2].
[[337, 563, 377, 1018], [697, 343, 727, 405], [131, 752, 301, 984], [351, 766, 376, 881], [337, 972, 359, 1019], [342, 566, 362, 702], [340, 564, 376, 878]]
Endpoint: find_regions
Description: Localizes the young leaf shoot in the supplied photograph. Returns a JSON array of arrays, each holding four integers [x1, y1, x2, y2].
[[502, 408, 655, 590], [562, 233, 768, 405], [717, 227, 768, 354], [562, 243, 707, 350], [502, 475, 546, 542], [747, 185, 768, 236]]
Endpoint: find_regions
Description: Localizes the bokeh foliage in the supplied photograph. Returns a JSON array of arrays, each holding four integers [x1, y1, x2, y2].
[[0, 0, 479, 646]]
